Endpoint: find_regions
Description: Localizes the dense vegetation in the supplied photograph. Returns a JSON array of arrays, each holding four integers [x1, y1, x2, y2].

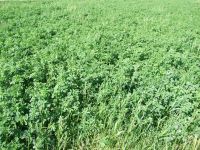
[[0, 0, 200, 149]]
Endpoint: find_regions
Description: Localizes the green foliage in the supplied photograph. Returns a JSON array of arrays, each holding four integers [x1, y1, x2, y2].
[[0, 0, 200, 149]]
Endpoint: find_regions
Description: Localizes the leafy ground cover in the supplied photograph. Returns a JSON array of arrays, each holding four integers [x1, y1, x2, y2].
[[0, 0, 200, 149]]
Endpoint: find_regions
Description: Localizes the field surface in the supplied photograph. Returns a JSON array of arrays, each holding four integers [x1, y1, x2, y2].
[[0, 0, 200, 149]]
